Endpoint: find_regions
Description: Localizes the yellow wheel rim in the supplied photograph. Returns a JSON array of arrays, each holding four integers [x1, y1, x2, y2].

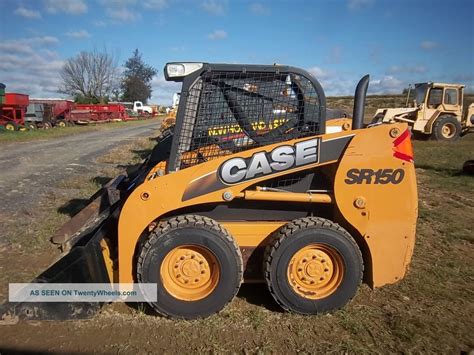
[[5, 124, 15, 131], [160, 245, 220, 301], [287, 244, 344, 299], [58, 121, 66, 127], [441, 122, 456, 139]]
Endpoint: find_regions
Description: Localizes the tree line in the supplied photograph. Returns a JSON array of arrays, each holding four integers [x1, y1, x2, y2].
[[59, 48, 157, 104]]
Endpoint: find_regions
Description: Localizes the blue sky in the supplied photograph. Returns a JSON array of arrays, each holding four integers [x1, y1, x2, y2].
[[0, 0, 473, 105]]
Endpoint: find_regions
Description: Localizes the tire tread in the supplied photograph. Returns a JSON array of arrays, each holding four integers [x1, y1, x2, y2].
[[263, 217, 363, 313], [137, 215, 243, 318]]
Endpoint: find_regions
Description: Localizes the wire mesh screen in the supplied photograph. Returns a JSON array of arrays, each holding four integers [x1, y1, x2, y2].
[[174, 70, 323, 169]]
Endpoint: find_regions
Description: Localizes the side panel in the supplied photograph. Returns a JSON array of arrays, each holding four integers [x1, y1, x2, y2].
[[117, 133, 352, 283], [334, 123, 418, 287]]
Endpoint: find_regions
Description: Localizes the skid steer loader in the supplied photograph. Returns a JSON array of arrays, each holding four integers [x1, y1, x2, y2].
[[1, 62, 418, 320]]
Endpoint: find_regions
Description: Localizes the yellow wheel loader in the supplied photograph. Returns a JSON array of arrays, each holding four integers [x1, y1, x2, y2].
[[372, 82, 474, 141], [1, 62, 418, 320]]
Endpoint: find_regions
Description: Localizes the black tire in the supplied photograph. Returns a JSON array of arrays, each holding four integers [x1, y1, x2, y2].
[[412, 131, 430, 141], [463, 160, 474, 175], [137, 215, 243, 319], [432, 115, 461, 141], [370, 113, 385, 125], [264, 217, 363, 315], [57, 120, 67, 128]]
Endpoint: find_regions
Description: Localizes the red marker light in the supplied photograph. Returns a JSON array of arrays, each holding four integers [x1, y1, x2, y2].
[[393, 129, 414, 162]]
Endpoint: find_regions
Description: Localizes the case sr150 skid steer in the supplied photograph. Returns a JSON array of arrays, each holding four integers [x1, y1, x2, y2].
[[1, 62, 418, 321]]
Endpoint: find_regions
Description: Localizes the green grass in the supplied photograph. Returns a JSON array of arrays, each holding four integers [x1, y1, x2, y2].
[[1, 122, 473, 353]]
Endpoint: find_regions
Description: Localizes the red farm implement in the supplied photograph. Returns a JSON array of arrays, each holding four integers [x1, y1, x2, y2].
[[0, 90, 29, 131], [29, 99, 75, 128], [67, 103, 129, 124]]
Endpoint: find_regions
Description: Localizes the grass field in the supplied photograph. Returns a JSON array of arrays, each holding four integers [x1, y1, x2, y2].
[[0, 105, 473, 353], [0, 116, 164, 144]]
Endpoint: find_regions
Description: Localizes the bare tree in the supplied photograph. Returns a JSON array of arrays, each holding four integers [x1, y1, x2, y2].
[[59, 49, 119, 102]]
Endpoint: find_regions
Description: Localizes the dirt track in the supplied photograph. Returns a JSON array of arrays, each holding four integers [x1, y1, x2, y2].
[[0, 120, 159, 222], [0, 120, 160, 303]]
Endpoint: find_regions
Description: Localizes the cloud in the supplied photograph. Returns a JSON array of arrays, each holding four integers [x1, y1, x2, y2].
[[369, 75, 404, 94], [208, 30, 227, 40], [150, 74, 182, 105], [249, 3, 270, 16], [14, 7, 42, 19], [66, 30, 91, 39], [307, 67, 355, 96], [348, 0, 374, 10], [45, 0, 87, 14], [388, 65, 427, 74], [143, 0, 168, 10], [307, 66, 331, 80], [307, 65, 406, 96], [101, 0, 141, 22], [420, 41, 439, 50], [0, 37, 65, 98], [0, 36, 59, 56], [94, 20, 108, 27], [201, 0, 227, 15]]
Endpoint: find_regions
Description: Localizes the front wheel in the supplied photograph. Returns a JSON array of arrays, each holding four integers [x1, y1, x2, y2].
[[4, 122, 18, 131], [137, 215, 243, 319], [264, 217, 363, 314], [432, 116, 461, 141]]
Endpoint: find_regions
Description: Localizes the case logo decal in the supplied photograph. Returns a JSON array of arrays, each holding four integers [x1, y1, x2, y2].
[[219, 138, 320, 184]]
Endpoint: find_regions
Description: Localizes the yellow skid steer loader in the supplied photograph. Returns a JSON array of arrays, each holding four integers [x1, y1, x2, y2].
[[1, 62, 418, 320]]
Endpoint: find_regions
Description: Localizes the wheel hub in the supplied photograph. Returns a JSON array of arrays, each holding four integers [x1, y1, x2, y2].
[[288, 244, 344, 299], [441, 123, 455, 138], [161, 245, 219, 301]]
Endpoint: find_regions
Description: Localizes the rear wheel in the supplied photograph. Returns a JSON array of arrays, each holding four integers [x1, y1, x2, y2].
[[432, 116, 461, 141], [57, 120, 67, 128], [264, 217, 363, 314], [137, 215, 243, 319], [26, 122, 37, 130], [43, 122, 52, 130], [4, 122, 17, 131]]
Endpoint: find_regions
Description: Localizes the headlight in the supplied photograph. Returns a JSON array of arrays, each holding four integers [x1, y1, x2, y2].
[[165, 63, 203, 81]]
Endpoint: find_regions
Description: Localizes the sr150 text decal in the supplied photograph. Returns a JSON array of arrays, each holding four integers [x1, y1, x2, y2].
[[345, 168, 405, 184]]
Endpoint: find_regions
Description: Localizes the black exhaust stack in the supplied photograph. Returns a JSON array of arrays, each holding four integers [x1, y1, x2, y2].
[[352, 75, 370, 130]]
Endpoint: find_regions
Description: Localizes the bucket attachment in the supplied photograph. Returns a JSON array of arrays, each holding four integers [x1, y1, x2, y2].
[[0, 222, 111, 321], [0, 175, 127, 322], [51, 174, 126, 250]]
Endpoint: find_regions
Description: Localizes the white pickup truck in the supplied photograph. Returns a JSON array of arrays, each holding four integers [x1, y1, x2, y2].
[[133, 101, 153, 115]]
